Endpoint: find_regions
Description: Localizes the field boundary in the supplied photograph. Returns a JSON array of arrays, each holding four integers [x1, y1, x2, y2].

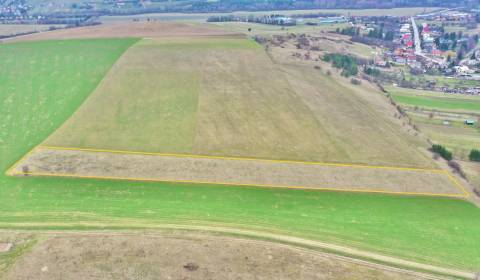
[[7, 145, 470, 198]]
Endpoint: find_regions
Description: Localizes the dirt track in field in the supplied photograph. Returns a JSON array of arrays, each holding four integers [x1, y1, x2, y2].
[[11, 147, 465, 197], [1, 230, 456, 280], [5, 22, 241, 42]]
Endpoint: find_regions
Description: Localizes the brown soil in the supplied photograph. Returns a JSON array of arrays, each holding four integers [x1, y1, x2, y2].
[[5, 22, 241, 42], [2, 231, 441, 280], [12, 147, 464, 196]]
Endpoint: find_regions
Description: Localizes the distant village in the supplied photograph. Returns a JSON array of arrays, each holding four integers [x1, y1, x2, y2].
[[3, 1, 480, 96], [330, 9, 480, 95]]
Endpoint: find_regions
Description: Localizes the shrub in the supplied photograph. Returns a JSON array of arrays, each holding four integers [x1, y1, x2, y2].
[[469, 149, 480, 162], [364, 66, 380, 76], [432, 144, 453, 161], [448, 161, 466, 179], [323, 53, 358, 77], [350, 78, 361, 85]]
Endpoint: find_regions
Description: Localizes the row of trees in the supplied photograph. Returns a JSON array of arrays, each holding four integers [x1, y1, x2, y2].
[[336, 27, 359, 36], [367, 27, 394, 41], [335, 26, 394, 41], [470, 149, 480, 162], [432, 144, 453, 161], [206, 14, 296, 26], [432, 145, 480, 163]]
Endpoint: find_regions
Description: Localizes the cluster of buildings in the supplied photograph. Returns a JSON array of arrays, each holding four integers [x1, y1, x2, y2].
[[420, 23, 443, 57], [390, 23, 417, 65], [0, 0, 30, 22], [418, 10, 476, 23]]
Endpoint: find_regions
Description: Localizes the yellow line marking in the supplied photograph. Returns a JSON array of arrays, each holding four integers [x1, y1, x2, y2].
[[39, 145, 445, 173], [5, 146, 38, 176], [7, 145, 469, 199], [11, 170, 467, 198], [443, 171, 470, 198]]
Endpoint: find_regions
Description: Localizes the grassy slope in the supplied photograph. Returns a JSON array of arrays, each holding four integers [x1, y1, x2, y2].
[[44, 37, 342, 161], [44, 37, 429, 167], [1, 39, 480, 271]]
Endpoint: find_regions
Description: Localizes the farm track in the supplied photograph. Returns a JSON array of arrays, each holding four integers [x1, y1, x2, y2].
[[0, 226, 475, 280]]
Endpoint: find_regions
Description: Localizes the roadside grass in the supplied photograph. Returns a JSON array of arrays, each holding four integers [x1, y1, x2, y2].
[[1, 38, 480, 271]]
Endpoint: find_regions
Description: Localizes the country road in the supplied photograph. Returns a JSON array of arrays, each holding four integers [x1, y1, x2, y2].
[[411, 16, 422, 55], [0, 225, 477, 279]]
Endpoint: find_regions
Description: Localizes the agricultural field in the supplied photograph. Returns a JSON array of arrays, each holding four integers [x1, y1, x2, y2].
[[1, 22, 480, 278], [99, 7, 441, 23], [387, 86, 480, 157], [208, 21, 350, 36], [387, 86, 480, 192], [389, 87, 480, 113], [403, 72, 480, 89], [41, 36, 429, 168]]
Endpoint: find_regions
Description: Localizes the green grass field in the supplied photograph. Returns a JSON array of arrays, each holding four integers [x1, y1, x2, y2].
[[388, 87, 480, 113], [392, 94, 480, 112], [2, 38, 480, 271]]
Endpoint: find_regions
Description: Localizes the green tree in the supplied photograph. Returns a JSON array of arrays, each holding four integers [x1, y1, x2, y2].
[[469, 149, 480, 162], [432, 144, 453, 161]]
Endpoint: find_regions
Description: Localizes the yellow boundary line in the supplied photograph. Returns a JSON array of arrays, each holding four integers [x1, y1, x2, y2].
[[6, 145, 470, 199], [10, 170, 467, 198], [443, 171, 470, 198], [5, 146, 38, 176]]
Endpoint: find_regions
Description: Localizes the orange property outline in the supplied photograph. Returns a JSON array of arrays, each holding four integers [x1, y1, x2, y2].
[[7, 145, 470, 199]]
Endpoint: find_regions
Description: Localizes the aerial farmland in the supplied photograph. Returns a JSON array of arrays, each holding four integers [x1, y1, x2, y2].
[[1, 5, 480, 279]]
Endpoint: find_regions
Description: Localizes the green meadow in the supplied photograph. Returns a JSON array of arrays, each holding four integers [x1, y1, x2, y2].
[[388, 86, 480, 113], [1, 39, 480, 271], [392, 94, 480, 113], [387, 86, 480, 161]]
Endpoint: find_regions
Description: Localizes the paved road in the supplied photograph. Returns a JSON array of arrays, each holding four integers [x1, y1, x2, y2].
[[411, 17, 422, 55]]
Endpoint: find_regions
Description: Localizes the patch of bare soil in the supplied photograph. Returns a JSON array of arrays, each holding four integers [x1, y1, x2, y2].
[[11, 147, 464, 196], [6, 22, 241, 42], [0, 243, 12, 253], [4, 231, 436, 280]]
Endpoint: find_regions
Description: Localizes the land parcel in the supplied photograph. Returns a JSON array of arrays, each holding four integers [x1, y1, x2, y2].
[[11, 36, 462, 196]]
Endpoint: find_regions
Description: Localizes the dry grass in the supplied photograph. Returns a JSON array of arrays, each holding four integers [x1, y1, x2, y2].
[[7, 22, 240, 42], [3, 231, 428, 280], [12, 147, 464, 196]]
